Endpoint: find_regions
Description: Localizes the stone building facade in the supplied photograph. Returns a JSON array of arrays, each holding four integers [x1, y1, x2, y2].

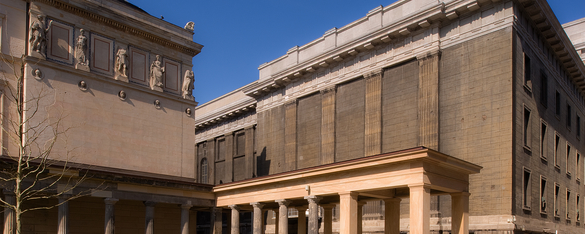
[[196, 0, 585, 233]]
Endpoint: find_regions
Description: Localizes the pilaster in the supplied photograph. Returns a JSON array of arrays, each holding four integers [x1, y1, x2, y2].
[[451, 192, 470, 234], [320, 86, 336, 164], [357, 201, 367, 234], [207, 138, 216, 184], [364, 70, 383, 156], [321, 204, 335, 234], [408, 184, 430, 234], [417, 51, 440, 150], [225, 133, 234, 183], [245, 126, 255, 179], [338, 192, 358, 234], [284, 100, 298, 171]]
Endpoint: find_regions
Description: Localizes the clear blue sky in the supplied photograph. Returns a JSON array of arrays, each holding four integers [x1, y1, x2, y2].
[[126, 0, 585, 104]]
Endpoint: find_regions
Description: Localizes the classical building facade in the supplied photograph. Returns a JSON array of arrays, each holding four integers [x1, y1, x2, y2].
[[195, 0, 585, 233]]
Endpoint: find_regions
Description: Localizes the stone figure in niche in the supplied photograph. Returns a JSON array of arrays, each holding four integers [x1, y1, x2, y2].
[[149, 55, 165, 92], [75, 29, 89, 71], [29, 15, 52, 56], [115, 48, 129, 82], [184, 22, 195, 32], [181, 70, 194, 100]]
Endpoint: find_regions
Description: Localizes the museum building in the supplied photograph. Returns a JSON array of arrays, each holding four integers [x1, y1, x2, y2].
[[1, 0, 585, 234]]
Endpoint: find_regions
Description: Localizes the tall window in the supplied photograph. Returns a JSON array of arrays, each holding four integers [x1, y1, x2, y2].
[[578, 152, 582, 182], [556, 91, 561, 117], [524, 54, 532, 90], [567, 144, 572, 176], [524, 107, 531, 148], [541, 121, 547, 159], [540, 70, 548, 107], [200, 158, 208, 184], [0, 13, 4, 51], [567, 189, 572, 219], [555, 183, 560, 217], [555, 134, 560, 167], [577, 194, 581, 221], [540, 176, 547, 213], [523, 168, 532, 209], [567, 104, 572, 129]]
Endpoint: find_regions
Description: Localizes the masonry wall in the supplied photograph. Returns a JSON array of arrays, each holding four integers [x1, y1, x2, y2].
[[439, 27, 514, 216]]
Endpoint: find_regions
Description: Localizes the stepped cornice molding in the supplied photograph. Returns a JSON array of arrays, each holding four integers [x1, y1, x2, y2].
[[195, 98, 256, 129], [32, 0, 203, 56]]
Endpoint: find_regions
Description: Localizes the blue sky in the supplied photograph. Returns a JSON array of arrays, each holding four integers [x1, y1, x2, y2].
[[126, 0, 585, 104]]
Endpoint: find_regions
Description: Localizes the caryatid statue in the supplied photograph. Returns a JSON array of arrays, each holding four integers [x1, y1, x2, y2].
[[182, 70, 194, 100], [76, 29, 88, 66], [115, 48, 128, 80], [149, 55, 165, 91], [29, 15, 53, 56]]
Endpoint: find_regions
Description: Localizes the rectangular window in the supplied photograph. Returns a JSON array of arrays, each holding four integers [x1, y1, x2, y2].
[[567, 104, 572, 129], [524, 107, 531, 148], [0, 13, 4, 51], [567, 189, 571, 220], [541, 121, 547, 159], [578, 115, 582, 139], [578, 152, 582, 182], [556, 91, 561, 117], [555, 133, 561, 167], [523, 168, 532, 209], [540, 70, 548, 107], [540, 176, 547, 213], [577, 194, 581, 221], [567, 143, 572, 176], [555, 183, 560, 217], [524, 54, 532, 90]]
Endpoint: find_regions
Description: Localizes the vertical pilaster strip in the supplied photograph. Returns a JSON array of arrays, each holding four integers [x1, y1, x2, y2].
[[276, 200, 291, 234], [383, 198, 401, 234], [228, 205, 240, 234], [357, 202, 367, 234], [144, 201, 155, 234], [225, 133, 234, 183], [321, 86, 336, 164], [212, 207, 223, 234], [251, 203, 265, 234], [417, 52, 440, 150], [3, 192, 14, 234], [296, 206, 307, 234], [451, 192, 470, 234], [58, 196, 70, 234], [284, 100, 297, 171], [207, 139, 216, 184], [338, 192, 358, 234], [321, 205, 334, 234], [244, 126, 255, 179], [408, 184, 430, 234], [364, 70, 383, 156], [304, 196, 322, 234], [181, 202, 193, 234], [104, 198, 119, 234]]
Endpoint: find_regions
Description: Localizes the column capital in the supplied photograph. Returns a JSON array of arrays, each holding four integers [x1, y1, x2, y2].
[[415, 49, 441, 60], [104, 198, 119, 205], [250, 202, 265, 209], [357, 201, 368, 207], [181, 201, 193, 210], [320, 85, 336, 94], [228, 204, 240, 211], [143, 201, 156, 207], [363, 69, 383, 80], [284, 99, 297, 107], [338, 191, 358, 199], [276, 199, 291, 207], [408, 183, 431, 189], [304, 195, 322, 205], [450, 192, 471, 197]]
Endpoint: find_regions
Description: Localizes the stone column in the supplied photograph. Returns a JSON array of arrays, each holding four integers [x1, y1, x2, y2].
[[181, 202, 193, 234], [58, 196, 70, 234], [276, 200, 291, 234], [295, 206, 307, 234], [304, 196, 321, 234], [104, 198, 118, 234], [338, 192, 358, 234], [212, 207, 223, 234], [321, 204, 335, 234], [251, 203, 265, 234], [357, 201, 367, 234], [144, 201, 155, 234], [284, 100, 297, 171], [364, 70, 383, 156], [3, 192, 15, 234], [383, 198, 401, 234], [228, 205, 240, 234], [417, 52, 440, 150], [408, 184, 430, 234], [320, 86, 336, 164], [451, 192, 470, 234]]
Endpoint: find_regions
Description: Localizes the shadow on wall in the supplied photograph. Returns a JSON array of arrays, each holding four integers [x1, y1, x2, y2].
[[257, 147, 270, 177]]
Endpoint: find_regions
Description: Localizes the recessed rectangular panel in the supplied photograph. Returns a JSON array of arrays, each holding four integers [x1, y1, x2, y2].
[[130, 47, 148, 84], [164, 59, 180, 92], [47, 20, 73, 64], [90, 33, 113, 74]]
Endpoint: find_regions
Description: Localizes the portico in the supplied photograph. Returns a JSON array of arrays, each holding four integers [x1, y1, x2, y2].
[[214, 147, 481, 234]]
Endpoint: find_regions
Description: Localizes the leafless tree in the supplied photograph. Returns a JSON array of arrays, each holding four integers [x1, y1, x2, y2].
[[0, 55, 98, 234]]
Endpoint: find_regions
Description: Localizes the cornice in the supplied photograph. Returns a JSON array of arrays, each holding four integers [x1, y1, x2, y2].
[[195, 99, 256, 129], [32, 0, 203, 57]]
